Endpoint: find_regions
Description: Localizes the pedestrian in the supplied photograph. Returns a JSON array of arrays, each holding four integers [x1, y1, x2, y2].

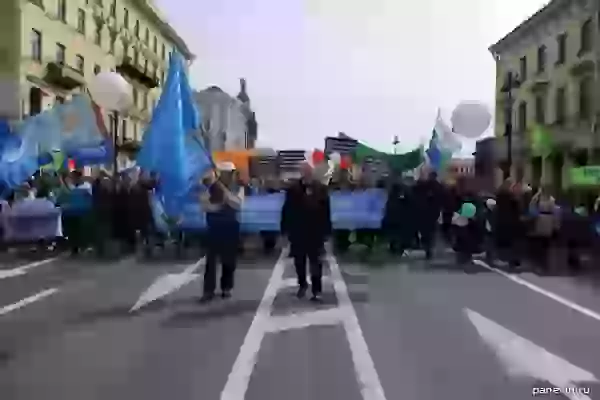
[[491, 178, 523, 269], [413, 171, 443, 259], [382, 180, 416, 256], [199, 162, 244, 302], [529, 187, 559, 273], [91, 171, 114, 257], [281, 162, 331, 301]]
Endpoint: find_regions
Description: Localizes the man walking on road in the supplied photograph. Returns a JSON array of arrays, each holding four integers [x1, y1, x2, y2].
[[281, 162, 331, 301], [200, 162, 244, 302]]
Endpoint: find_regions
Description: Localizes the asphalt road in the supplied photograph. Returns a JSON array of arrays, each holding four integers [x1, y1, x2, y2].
[[1, 245, 600, 400]]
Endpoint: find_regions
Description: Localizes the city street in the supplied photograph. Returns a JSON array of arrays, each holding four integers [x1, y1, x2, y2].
[[1, 246, 600, 400]]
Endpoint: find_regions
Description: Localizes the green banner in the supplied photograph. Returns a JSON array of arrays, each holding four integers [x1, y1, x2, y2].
[[570, 166, 600, 185]]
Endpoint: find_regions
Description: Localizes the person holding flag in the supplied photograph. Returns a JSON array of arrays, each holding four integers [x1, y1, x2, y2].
[[199, 162, 244, 301]]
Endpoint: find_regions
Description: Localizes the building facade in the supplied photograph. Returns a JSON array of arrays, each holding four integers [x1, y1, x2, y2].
[[0, 0, 193, 169], [194, 80, 256, 152], [490, 0, 600, 191]]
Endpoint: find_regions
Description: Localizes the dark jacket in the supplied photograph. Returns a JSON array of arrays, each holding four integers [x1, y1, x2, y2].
[[383, 183, 416, 231], [281, 179, 331, 242], [413, 178, 443, 222]]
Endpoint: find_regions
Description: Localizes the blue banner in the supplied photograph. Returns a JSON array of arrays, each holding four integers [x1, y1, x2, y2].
[[152, 189, 387, 233]]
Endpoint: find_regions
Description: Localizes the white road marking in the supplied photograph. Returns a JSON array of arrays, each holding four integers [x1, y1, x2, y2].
[[266, 308, 346, 333], [0, 288, 59, 316], [473, 259, 600, 323], [220, 250, 287, 400], [0, 256, 62, 280], [130, 257, 205, 312], [327, 253, 387, 400], [465, 308, 597, 400], [220, 248, 386, 400]]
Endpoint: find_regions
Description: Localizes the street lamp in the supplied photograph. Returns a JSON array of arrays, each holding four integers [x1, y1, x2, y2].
[[392, 135, 399, 154], [87, 72, 133, 175], [500, 71, 520, 180]]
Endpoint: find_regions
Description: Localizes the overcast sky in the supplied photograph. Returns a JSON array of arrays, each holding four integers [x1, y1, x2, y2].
[[155, 0, 549, 154]]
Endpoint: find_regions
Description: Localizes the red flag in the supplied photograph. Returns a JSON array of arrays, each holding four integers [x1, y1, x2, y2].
[[68, 159, 76, 170], [312, 149, 325, 164], [340, 155, 352, 169]]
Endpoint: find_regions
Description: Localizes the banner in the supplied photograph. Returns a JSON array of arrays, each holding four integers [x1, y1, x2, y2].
[[154, 189, 387, 233], [570, 166, 600, 186]]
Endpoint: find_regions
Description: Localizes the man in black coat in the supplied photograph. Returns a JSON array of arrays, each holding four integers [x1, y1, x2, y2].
[[413, 171, 444, 259], [281, 162, 331, 301]]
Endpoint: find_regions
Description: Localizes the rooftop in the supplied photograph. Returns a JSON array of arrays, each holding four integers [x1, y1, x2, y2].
[[488, 0, 566, 56]]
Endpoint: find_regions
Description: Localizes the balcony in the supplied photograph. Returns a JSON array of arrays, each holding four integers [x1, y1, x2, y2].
[[117, 139, 141, 154], [570, 59, 595, 77], [44, 62, 85, 90], [530, 78, 549, 94], [115, 56, 158, 89]]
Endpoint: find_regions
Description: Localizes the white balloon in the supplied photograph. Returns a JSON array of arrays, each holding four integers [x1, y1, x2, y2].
[[88, 72, 133, 111], [329, 152, 342, 165], [451, 101, 492, 139]]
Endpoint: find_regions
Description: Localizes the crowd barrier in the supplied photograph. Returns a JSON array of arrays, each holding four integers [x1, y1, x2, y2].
[[152, 189, 388, 234]]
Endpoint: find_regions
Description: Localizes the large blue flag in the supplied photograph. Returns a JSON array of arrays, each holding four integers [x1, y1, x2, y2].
[[137, 52, 212, 214], [0, 95, 106, 189]]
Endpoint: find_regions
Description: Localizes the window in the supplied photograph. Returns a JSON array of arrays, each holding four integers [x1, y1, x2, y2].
[[94, 64, 101, 75], [579, 77, 592, 119], [153, 36, 158, 53], [143, 59, 148, 72], [94, 24, 102, 46], [109, 113, 117, 137], [57, 0, 66, 23], [142, 92, 147, 109], [133, 122, 138, 141], [535, 95, 545, 124], [132, 88, 138, 107], [537, 45, 546, 73], [161, 43, 166, 60], [121, 119, 127, 141], [133, 51, 139, 66], [55, 96, 65, 104], [518, 101, 527, 132], [145, 28, 150, 44], [123, 8, 129, 27], [110, 0, 116, 17], [109, 37, 116, 53], [519, 56, 527, 81], [580, 19, 592, 54], [75, 54, 84, 73], [555, 87, 566, 124], [556, 33, 567, 65], [31, 30, 42, 62], [134, 21, 140, 37], [29, 88, 43, 116], [77, 9, 86, 34], [56, 43, 66, 64]]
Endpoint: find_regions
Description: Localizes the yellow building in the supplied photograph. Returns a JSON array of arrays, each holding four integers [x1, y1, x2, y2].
[[489, 0, 599, 191], [0, 0, 193, 168]]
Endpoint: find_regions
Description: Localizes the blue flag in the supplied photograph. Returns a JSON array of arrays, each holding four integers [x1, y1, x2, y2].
[[426, 129, 443, 172], [137, 52, 212, 214], [0, 95, 105, 189]]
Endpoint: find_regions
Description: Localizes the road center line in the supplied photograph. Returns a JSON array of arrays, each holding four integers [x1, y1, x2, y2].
[[220, 249, 287, 400], [327, 253, 387, 400], [473, 259, 600, 323], [0, 256, 62, 280], [0, 288, 59, 316]]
